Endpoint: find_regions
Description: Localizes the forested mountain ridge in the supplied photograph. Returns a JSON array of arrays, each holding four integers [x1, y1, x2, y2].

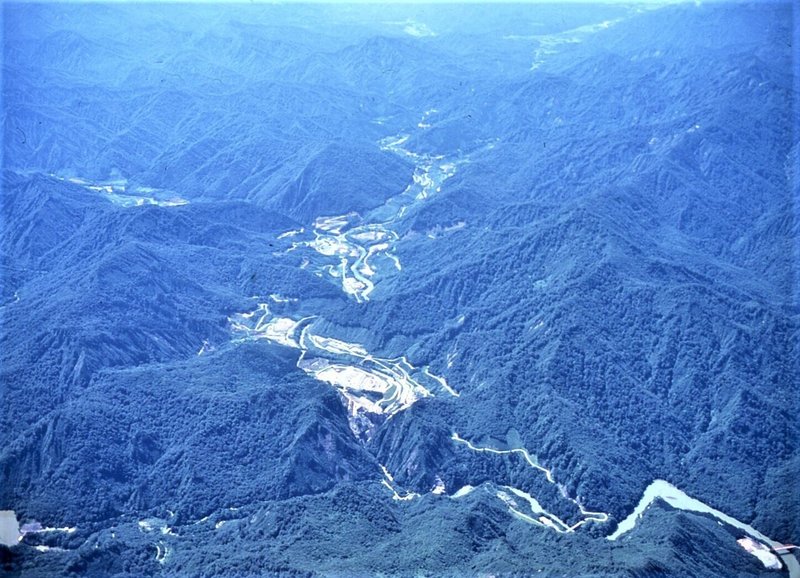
[[2, 2, 797, 576]]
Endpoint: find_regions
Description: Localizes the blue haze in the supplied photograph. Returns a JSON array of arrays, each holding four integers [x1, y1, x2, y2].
[[1, 2, 797, 577]]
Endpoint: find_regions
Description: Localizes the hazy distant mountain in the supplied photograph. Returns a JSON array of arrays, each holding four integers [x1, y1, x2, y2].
[[2, 2, 797, 577]]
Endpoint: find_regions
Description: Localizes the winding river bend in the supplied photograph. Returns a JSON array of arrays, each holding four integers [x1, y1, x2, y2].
[[609, 480, 800, 577], [228, 119, 799, 575], [49, 174, 189, 207], [229, 298, 456, 441], [232, 121, 613, 531], [10, 118, 795, 575], [285, 134, 458, 303]]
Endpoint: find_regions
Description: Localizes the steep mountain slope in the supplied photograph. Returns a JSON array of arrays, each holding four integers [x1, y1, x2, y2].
[[1, 2, 797, 577]]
